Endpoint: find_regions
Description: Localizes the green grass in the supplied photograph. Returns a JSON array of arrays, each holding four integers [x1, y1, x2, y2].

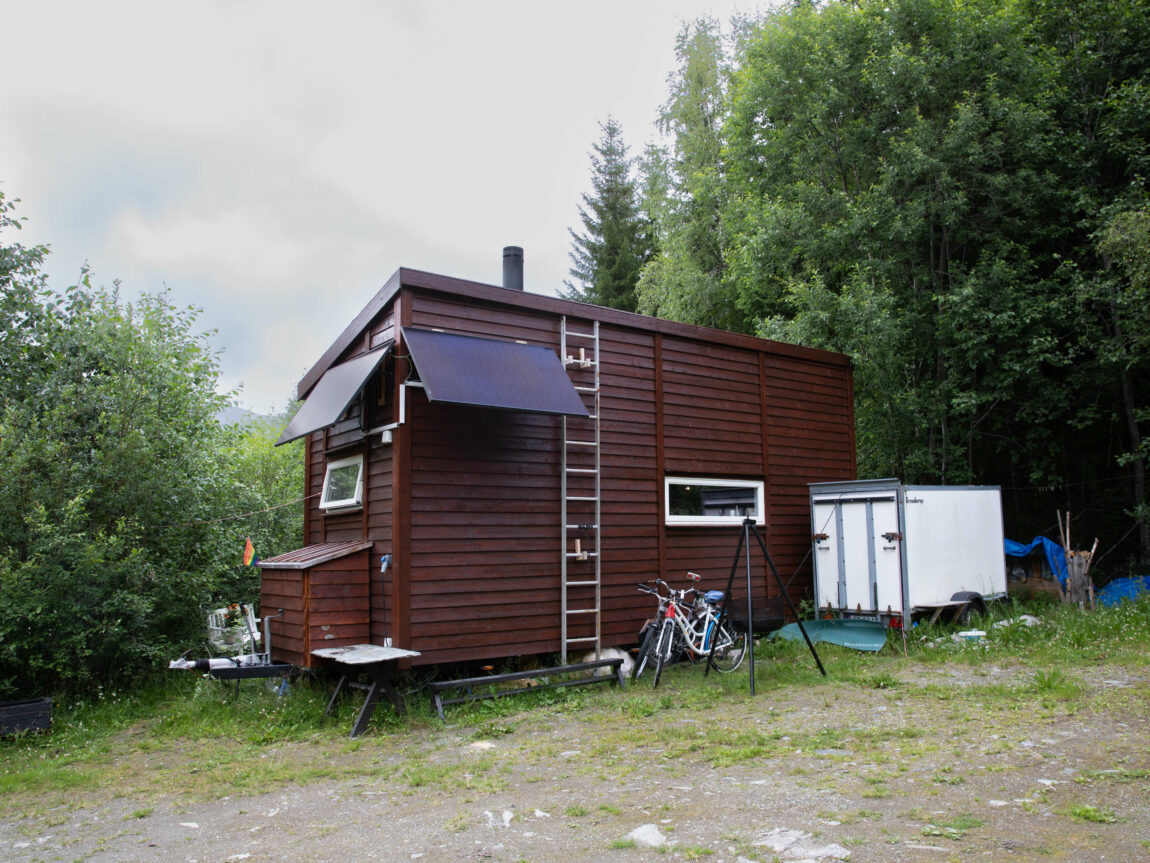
[[1067, 804, 1118, 823], [3, 596, 1149, 818]]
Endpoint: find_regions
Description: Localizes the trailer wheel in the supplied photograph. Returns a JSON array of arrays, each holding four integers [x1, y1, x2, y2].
[[950, 591, 986, 624]]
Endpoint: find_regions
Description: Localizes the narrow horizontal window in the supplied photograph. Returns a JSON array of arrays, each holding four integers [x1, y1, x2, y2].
[[665, 476, 764, 526], [320, 454, 364, 512]]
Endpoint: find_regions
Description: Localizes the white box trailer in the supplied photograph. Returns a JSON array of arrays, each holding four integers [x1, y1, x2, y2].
[[809, 479, 1007, 623]]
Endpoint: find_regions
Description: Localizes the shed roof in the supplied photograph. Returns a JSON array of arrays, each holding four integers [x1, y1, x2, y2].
[[259, 540, 373, 570]]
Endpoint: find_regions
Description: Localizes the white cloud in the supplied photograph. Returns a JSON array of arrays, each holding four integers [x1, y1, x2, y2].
[[2, 0, 763, 412]]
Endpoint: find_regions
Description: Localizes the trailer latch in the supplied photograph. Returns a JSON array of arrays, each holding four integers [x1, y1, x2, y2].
[[812, 533, 829, 542], [882, 531, 902, 542]]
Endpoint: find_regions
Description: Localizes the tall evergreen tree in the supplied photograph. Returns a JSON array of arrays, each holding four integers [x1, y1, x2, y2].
[[563, 117, 654, 313], [636, 18, 745, 331]]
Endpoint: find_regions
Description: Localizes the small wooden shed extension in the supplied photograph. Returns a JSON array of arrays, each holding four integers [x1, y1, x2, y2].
[[259, 264, 856, 668], [259, 541, 372, 668]]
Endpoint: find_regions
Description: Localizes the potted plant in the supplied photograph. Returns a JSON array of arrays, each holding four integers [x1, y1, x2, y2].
[[222, 604, 245, 645]]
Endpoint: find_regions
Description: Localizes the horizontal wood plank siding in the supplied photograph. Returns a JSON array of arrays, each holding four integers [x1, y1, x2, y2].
[[274, 273, 855, 669], [763, 353, 856, 608], [405, 387, 564, 663], [305, 435, 325, 546], [260, 552, 370, 667], [595, 325, 660, 644], [368, 442, 393, 646], [261, 569, 306, 667], [661, 337, 765, 477]]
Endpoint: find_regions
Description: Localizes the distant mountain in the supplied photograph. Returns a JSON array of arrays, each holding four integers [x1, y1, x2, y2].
[[216, 405, 263, 426]]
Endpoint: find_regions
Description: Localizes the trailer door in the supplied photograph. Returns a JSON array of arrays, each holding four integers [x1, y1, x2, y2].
[[813, 491, 903, 616]]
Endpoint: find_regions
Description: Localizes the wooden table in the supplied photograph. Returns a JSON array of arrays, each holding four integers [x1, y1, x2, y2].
[[311, 644, 420, 737]]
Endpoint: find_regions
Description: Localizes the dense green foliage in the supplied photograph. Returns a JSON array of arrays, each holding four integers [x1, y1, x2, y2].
[[636, 18, 745, 331], [0, 194, 302, 699], [620, 0, 1150, 566], [563, 117, 655, 312]]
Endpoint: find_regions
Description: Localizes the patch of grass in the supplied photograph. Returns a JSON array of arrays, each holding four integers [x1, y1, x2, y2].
[[1032, 669, 1082, 700], [822, 809, 882, 824], [921, 813, 985, 839], [474, 720, 516, 739], [565, 804, 588, 817], [933, 767, 965, 785], [444, 811, 469, 833], [598, 803, 621, 815], [864, 672, 900, 689], [3, 597, 1148, 833], [1067, 804, 1118, 823], [397, 755, 505, 793], [609, 838, 635, 849]]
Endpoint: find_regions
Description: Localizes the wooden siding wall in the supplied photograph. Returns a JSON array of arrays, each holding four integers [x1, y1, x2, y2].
[[297, 311, 398, 647], [596, 326, 660, 647], [261, 568, 306, 667], [367, 441, 394, 645], [660, 337, 771, 614], [403, 295, 569, 663], [762, 354, 856, 608], [308, 551, 371, 659], [260, 551, 370, 667]]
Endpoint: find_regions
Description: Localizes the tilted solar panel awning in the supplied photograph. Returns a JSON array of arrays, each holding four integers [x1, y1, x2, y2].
[[402, 327, 589, 417], [275, 342, 393, 445]]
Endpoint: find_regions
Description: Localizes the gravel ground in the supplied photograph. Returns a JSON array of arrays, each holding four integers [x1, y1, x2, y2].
[[3, 658, 1149, 863]]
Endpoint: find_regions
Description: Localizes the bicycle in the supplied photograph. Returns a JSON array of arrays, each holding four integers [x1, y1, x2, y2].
[[632, 572, 747, 686], [631, 579, 673, 681]]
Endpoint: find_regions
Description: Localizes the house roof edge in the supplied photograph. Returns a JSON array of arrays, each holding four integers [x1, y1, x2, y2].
[[296, 266, 851, 398]]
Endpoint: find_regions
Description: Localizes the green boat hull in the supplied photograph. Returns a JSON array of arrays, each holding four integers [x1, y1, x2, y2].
[[772, 618, 888, 652]]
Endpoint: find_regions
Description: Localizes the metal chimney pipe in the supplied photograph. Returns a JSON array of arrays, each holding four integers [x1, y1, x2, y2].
[[502, 246, 524, 291]]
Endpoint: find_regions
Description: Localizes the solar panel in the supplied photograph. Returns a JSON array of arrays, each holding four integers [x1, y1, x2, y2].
[[275, 343, 393, 445], [402, 328, 588, 417]]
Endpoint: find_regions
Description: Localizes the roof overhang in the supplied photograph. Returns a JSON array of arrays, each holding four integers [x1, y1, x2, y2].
[[276, 342, 393, 445], [259, 540, 374, 570], [403, 327, 589, 417]]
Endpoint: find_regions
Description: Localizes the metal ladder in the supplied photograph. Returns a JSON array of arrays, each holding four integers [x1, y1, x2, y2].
[[560, 316, 601, 664]]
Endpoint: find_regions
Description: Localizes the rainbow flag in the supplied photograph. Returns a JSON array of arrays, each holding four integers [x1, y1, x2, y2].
[[243, 537, 259, 568]]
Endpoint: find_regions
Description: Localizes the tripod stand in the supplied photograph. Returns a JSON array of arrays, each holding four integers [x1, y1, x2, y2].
[[705, 518, 826, 693]]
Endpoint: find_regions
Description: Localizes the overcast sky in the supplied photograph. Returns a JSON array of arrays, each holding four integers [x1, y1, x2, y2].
[[2, 0, 760, 413]]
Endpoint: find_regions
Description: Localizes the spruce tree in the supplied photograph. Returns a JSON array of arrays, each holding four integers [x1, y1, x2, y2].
[[563, 118, 655, 312]]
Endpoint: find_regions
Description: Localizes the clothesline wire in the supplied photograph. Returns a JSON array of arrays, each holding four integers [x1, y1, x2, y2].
[[152, 492, 318, 529]]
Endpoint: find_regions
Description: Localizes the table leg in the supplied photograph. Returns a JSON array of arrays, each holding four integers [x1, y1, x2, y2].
[[325, 674, 348, 717], [348, 663, 404, 738]]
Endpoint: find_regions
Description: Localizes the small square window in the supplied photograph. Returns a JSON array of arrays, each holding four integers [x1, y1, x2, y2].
[[665, 476, 765, 526], [320, 455, 364, 512]]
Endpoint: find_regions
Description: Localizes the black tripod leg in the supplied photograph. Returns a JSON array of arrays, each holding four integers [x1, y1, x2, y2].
[[705, 523, 747, 676], [748, 523, 827, 677]]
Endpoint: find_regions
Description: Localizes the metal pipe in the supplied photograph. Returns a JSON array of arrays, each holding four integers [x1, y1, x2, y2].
[[502, 246, 524, 291]]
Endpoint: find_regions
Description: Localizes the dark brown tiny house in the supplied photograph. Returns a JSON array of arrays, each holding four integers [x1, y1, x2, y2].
[[259, 259, 856, 668]]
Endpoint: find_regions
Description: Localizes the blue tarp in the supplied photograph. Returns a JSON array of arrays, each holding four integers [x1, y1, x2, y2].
[[1096, 576, 1150, 607], [1004, 536, 1068, 589]]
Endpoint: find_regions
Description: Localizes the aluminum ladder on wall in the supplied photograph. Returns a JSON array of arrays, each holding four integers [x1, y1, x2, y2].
[[560, 317, 601, 664]]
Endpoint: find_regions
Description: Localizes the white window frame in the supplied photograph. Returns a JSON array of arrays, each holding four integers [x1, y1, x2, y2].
[[664, 476, 765, 527], [320, 454, 365, 512]]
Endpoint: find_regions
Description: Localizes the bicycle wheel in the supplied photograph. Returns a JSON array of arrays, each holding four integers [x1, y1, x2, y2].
[[632, 623, 657, 681], [652, 619, 678, 688], [709, 618, 747, 673]]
